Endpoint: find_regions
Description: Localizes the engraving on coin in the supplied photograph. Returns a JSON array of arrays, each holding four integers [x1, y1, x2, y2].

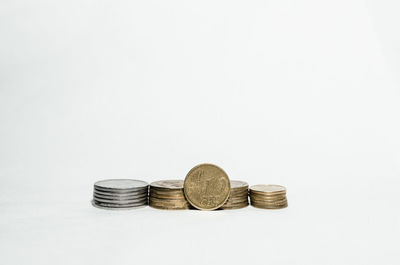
[[184, 163, 230, 210]]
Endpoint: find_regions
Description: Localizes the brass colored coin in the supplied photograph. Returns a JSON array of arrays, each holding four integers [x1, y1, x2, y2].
[[150, 180, 184, 189], [228, 190, 249, 197], [149, 194, 186, 200], [149, 197, 189, 204], [149, 201, 190, 209], [225, 197, 248, 203], [220, 203, 249, 210], [149, 203, 190, 210], [250, 184, 286, 193], [249, 191, 286, 196], [249, 192, 286, 198], [230, 180, 248, 190], [149, 189, 185, 197], [184, 164, 231, 210], [251, 202, 288, 209], [251, 199, 288, 206], [251, 201, 288, 207]]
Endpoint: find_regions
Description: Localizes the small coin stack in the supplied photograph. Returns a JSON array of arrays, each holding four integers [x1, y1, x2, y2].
[[220, 180, 249, 210], [92, 179, 149, 210], [149, 180, 191, 210], [249, 184, 288, 209]]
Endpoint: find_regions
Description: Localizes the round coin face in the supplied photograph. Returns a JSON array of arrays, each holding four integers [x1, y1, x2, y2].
[[250, 184, 286, 193], [150, 180, 184, 189], [94, 179, 148, 191], [184, 163, 231, 210]]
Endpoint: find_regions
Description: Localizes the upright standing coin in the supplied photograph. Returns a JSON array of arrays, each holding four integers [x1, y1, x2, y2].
[[184, 163, 231, 210], [92, 179, 149, 210]]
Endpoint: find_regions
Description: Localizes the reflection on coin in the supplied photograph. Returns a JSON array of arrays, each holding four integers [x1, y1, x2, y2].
[[184, 163, 231, 210]]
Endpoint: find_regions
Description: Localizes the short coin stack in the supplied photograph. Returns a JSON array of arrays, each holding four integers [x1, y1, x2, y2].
[[249, 184, 288, 209], [220, 180, 249, 210], [92, 179, 149, 210], [149, 180, 191, 210]]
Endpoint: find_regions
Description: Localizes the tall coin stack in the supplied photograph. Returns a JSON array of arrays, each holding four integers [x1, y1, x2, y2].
[[249, 184, 288, 209], [149, 180, 191, 210], [220, 180, 249, 210], [92, 179, 149, 210]]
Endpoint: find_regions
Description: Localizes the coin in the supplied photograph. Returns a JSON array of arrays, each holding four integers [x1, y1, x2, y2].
[[184, 164, 231, 210], [94, 179, 148, 192], [149, 179, 190, 210], [93, 191, 147, 199], [92, 179, 149, 210], [91, 200, 147, 210], [219, 180, 248, 210], [93, 196, 148, 204], [249, 184, 288, 209], [150, 180, 184, 189], [250, 184, 286, 193]]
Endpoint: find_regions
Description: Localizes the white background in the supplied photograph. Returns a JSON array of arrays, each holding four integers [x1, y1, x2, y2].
[[1, 0, 400, 264]]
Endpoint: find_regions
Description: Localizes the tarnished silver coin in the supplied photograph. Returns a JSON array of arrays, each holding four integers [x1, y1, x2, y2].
[[93, 194, 147, 202]]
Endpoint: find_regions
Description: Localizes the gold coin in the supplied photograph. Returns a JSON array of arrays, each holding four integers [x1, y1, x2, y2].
[[251, 198, 287, 204], [250, 193, 286, 198], [184, 163, 231, 210], [250, 184, 286, 193], [251, 202, 288, 209], [150, 180, 184, 189], [230, 180, 248, 190]]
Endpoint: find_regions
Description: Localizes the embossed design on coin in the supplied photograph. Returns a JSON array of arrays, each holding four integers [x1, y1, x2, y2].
[[184, 163, 231, 210]]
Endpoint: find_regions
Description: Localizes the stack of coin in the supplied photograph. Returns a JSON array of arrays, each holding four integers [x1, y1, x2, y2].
[[149, 180, 191, 210], [92, 179, 148, 210], [220, 180, 249, 210], [249, 184, 288, 209]]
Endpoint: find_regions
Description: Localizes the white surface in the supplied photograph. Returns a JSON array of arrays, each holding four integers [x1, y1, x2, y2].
[[1, 0, 400, 264]]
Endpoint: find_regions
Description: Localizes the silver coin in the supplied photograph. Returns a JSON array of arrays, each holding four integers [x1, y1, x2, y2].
[[93, 192, 147, 200], [94, 179, 148, 192], [93, 189, 148, 197], [92, 200, 147, 210], [94, 187, 148, 194], [92, 198, 147, 206], [93, 196, 147, 204]]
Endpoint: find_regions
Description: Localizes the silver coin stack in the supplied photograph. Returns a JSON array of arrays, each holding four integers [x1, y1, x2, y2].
[[92, 179, 149, 210]]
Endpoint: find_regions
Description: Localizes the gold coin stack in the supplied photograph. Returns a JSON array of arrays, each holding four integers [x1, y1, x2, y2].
[[249, 184, 288, 209], [220, 180, 249, 210], [149, 180, 191, 210]]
